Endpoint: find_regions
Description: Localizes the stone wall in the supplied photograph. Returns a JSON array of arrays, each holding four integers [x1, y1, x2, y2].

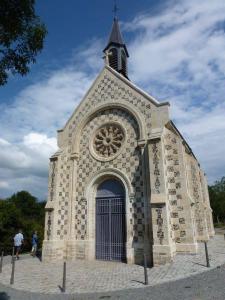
[[163, 127, 198, 253], [74, 108, 148, 264]]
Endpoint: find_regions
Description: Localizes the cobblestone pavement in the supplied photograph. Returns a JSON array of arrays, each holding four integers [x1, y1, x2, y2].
[[0, 235, 224, 296], [1, 264, 225, 300]]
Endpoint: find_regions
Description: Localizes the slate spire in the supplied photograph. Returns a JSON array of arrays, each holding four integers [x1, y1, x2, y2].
[[106, 18, 125, 49], [103, 17, 129, 78]]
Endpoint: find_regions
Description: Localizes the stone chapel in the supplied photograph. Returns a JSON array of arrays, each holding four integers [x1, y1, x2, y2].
[[42, 17, 214, 266]]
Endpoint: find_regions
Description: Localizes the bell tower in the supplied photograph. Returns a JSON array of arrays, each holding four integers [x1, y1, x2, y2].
[[103, 17, 129, 78]]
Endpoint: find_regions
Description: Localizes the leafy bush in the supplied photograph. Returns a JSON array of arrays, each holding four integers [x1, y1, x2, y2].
[[0, 191, 46, 254], [209, 177, 225, 224]]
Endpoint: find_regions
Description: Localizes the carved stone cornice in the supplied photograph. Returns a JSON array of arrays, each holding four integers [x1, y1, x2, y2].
[[137, 139, 147, 148], [45, 207, 54, 212]]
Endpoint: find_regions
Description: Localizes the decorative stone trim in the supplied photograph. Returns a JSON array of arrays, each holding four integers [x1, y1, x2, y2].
[[70, 100, 146, 154], [156, 207, 164, 245], [49, 160, 56, 201], [151, 204, 166, 246], [152, 141, 161, 194], [46, 210, 53, 241], [129, 193, 135, 204]]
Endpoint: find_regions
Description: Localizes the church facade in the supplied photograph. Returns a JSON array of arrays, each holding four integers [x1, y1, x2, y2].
[[42, 18, 214, 266]]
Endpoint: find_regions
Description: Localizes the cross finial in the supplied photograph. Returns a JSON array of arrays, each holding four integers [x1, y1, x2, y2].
[[113, 0, 119, 19]]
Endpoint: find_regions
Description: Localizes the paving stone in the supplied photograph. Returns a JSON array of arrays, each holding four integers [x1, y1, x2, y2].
[[0, 235, 224, 295]]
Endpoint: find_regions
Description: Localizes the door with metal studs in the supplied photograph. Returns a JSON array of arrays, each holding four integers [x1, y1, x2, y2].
[[96, 179, 126, 262]]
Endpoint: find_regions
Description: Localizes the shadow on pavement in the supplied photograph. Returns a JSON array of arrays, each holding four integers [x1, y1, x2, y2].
[[0, 292, 10, 300], [131, 279, 145, 285], [58, 285, 64, 293], [36, 249, 42, 262], [192, 262, 208, 267]]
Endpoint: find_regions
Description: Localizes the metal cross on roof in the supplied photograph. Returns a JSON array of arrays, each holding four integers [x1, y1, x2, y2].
[[113, 0, 119, 18]]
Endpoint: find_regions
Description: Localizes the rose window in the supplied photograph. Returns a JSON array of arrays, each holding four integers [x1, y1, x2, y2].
[[93, 124, 125, 158]]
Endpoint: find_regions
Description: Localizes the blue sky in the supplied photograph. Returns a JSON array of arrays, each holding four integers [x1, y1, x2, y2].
[[1, 0, 163, 100], [0, 0, 225, 200]]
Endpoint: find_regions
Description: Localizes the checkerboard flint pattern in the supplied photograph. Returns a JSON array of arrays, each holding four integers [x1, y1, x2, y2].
[[151, 204, 167, 246], [190, 161, 205, 238], [67, 71, 152, 145], [75, 108, 145, 243], [200, 172, 213, 235], [184, 150, 210, 240], [56, 148, 72, 239], [48, 159, 58, 202], [164, 130, 186, 244]]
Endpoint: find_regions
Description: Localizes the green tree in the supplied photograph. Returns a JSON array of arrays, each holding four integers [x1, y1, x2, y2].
[[10, 191, 39, 218], [0, 0, 47, 85], [209, 176, 225, 224], [0, 200, 22, 252], [0, 191, 46, 254]]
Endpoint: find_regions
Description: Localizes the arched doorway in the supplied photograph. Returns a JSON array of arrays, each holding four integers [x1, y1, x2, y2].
[[96, 178, 126, 262]]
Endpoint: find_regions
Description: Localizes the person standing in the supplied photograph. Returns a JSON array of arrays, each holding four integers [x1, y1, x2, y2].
[[13, 229, 24, 260], [31, 231, 38, 257]]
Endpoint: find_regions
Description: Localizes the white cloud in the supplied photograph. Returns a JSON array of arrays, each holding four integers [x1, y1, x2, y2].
[[0, 181, 9, 189], [126, 0, 225, 183], [0, 41, 102, 199], [128, 0, 225, 90], [0, 133, 58, 198], [23, 133, 57, 157], [0, 69, 95, 141], [0, 138, 10, 146], [0, 140, 31, 170]]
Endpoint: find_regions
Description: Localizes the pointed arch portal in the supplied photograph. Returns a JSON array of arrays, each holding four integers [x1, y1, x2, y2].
[[95, 178, 126, 262]]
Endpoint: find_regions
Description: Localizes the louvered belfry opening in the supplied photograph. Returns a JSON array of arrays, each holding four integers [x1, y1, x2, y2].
[[109, 48, 119, 71], [96, 179, 126, 262], [121, 51, 127, 77]]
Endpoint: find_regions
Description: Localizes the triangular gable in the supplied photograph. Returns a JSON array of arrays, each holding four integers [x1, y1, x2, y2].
[[59, 65, 170, 134], [105, 65, 169, 108]]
